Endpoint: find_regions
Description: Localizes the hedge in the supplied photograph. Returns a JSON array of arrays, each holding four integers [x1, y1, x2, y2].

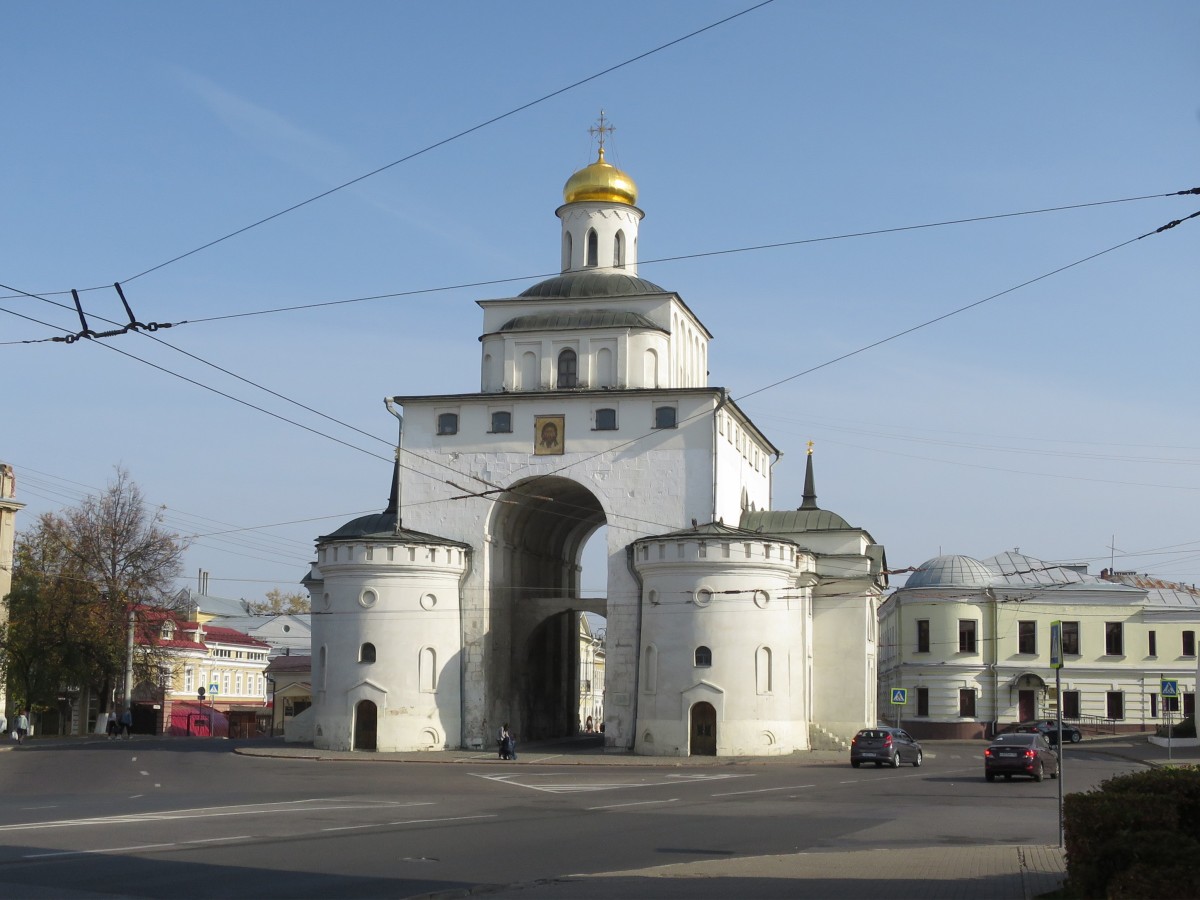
[[1064, 767, 1200, 898]]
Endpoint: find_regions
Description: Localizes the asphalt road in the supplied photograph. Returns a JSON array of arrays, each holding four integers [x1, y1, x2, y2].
[[0, 739, 1143, 899]]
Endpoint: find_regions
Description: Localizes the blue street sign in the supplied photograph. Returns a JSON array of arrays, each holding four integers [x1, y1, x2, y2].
[[209, 683, 220, 696], [1050, 621, 1063, 670], [890, 688, 908, 705], [1161, 680, 1179, 698]]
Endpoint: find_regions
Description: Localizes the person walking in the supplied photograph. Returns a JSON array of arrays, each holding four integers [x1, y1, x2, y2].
[[501, 724, 517, 761], [120, 708, 133, 740], [498, 723, 509, 759], [15, 710, 29, 744], [499, 723, 519, 760]]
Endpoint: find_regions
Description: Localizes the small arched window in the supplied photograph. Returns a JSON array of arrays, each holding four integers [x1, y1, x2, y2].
[[437, 413, 458, 435], [695, 646, 712, 667], [585, 229, 598, 267], [557, 348, 578, 388], [420, 647, 437, 692], [563, 231, 573, 271], [654, 406, 677, 429], [594, 407, 617, 430], [613, 230, 625, 268], [643, 644, 658, 694], [360, 643, 376, 663], [490, 411, 512, 433]]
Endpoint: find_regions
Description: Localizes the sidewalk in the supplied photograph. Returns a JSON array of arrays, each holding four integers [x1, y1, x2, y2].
[[473, 844, 1066, 900]]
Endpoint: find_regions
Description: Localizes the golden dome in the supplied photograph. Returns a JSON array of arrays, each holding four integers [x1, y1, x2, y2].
[[562, 147, 638, 206]]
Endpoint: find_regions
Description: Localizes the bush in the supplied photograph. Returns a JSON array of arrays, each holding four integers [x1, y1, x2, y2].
[[1064, 768, 1200, 898], [1163, 716, 1196, 738]]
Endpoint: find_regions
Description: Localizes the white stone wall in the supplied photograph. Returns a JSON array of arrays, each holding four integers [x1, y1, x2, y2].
[[557, 203, 642, 273], [476, 294, 711, 392], [810, 592, 878, 738], [633, 536, 807, 755], [713, 410, 773, 521], [309, 541, 467, 751]]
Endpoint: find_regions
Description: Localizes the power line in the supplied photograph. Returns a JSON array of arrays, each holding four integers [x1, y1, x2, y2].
[[22, 1, 779, 296], [3, 188, 1189, 335]]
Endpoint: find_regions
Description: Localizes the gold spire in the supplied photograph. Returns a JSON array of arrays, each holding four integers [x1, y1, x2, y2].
[[563, 111, 638, 206]]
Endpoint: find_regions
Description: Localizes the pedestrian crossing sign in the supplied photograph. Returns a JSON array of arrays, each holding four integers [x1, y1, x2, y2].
[[1162, 680, 1179, 698], [891, 688, 907, 705]]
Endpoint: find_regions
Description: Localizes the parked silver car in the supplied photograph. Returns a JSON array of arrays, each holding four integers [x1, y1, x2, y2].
[[850, 727, 923, 768]]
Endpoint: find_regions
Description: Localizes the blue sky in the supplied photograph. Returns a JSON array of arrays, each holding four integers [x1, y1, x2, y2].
[[3, 2, 1198, 601]]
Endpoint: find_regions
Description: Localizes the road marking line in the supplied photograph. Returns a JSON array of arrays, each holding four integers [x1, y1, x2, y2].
[[386, 814, 496, 827], [0, 799, 428, 833], [321, 814, 496, 833], [183, 836, 252, 844], [711, 784, 814, 797], [25, 843, 175, 859], [586, 799, 678, 811]]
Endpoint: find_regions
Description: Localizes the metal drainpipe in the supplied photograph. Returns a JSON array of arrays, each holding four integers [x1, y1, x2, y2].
[[989, 588, 999, 737], [457, 546, 474, 750], [626, 543, 645, 753], [711, 391, 728, 522]]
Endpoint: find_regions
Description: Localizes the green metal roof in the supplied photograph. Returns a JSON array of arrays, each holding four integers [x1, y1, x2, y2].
[[518, 271, 667, 299], [741, 508, 853, 534], [317, 511, 467, 546], [499, 309, 666, 333]]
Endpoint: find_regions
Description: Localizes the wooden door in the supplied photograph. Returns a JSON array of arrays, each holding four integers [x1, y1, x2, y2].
[[690, 702, 716, 756], [1019, 690, 1036, 722]]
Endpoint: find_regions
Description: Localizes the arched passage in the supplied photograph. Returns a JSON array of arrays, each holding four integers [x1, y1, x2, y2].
[[486, 475, 607, 742]]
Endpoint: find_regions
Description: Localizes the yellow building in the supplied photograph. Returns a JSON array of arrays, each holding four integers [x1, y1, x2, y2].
[[878, 552, 1199, 739]]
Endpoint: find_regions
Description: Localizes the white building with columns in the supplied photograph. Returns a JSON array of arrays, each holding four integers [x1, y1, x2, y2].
[[303, 132, 888, 755]]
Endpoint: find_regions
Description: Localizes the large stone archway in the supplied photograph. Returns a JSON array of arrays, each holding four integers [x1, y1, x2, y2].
[[483, 476, 607, 742]]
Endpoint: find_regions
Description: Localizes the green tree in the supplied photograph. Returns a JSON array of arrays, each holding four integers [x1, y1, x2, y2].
[[2, 467, 188, 718], [245, 587, 310, 615]]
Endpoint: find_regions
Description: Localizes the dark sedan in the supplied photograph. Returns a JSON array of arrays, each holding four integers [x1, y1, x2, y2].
[[984, 732, 1059, 782], [1010, 719, 1083, 744], [850, 727, 923, 768]]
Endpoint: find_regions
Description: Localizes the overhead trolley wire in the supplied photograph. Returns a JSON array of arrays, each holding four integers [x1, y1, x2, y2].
[[2, 0, 778, 301], [3, 188, 1192, 336], [496, 207, 1200, 495]]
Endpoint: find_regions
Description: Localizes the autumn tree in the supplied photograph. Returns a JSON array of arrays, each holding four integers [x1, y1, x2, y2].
[[245, 587, 310, 615], [1, 467, 188, 717]]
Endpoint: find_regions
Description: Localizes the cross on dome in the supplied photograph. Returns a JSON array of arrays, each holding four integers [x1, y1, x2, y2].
[[588, 110, 616, 157]]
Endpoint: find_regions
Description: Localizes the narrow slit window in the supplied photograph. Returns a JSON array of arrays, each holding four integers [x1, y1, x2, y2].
[[585, 229, 598, 267]]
